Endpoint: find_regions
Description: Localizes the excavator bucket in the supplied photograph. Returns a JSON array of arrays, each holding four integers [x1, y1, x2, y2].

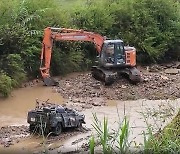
[[43, 77, 59, 86]]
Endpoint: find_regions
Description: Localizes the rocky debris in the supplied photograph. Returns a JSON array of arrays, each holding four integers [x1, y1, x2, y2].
[[72, 138, 84, 145], [0, 125, 29, 147], [21, 79, 42, 88], [149, 65, 164, 72], [62, 97, 106, 112], [46, 127, 87, 144], [146, 62, 180, 73], [0, 125, 88, 149], [57, 66, 180, 101], [172, 62, 180, 69], [160, 75, 169, 80]]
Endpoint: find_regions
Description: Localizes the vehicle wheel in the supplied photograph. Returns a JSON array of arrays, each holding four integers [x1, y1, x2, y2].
[[53, 123, 62, 136], [29, 124, 36, 133], [77, 121, 82, 128]]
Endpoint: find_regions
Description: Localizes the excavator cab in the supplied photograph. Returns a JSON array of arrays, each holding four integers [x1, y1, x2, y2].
[[92, 39, 140, 85], [100, 40, 126, 67]]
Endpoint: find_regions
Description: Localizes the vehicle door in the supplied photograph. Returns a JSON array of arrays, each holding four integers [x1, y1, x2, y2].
[[61, 112, 71, 127], [68, 111, 77, 127]]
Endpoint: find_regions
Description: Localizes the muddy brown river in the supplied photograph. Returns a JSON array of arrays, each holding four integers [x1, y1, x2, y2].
[[0, 82, 179, 153]]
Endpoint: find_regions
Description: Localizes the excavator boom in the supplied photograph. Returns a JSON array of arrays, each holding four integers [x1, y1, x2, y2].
[[40, 27, 105, 86], [40, 27, 141, 86]]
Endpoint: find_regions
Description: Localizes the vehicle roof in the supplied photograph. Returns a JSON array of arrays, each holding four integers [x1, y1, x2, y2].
[[104, 39, 123, 43]]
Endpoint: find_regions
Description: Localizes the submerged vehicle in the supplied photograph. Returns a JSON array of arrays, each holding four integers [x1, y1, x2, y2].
[[27, 99, 85, 135]]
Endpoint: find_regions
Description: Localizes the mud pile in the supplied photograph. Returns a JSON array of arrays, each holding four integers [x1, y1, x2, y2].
[[57, 68, 180, 102], [0, 126, 29, 147], [0, 125, 87, 150]]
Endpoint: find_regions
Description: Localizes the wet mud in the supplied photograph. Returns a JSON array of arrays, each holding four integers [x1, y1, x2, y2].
[[0, 125, 88, 154], [57, 67, 180, 103], [0, 64, 180, 153]]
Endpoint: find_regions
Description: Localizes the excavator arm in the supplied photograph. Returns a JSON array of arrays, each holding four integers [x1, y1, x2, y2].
[[40, 27, 105, 86]]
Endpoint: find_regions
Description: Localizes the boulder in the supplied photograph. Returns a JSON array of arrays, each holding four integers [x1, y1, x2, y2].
[[160, 75, 169, 80], [165, 69, 179, 75]]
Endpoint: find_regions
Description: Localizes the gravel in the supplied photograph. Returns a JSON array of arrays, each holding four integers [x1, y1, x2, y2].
[[57, 67, 180, 103]]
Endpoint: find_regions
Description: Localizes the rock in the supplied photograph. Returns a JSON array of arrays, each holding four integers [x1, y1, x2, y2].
[[143, 77, 149, 82], [4, 144, 10, 148], [92, 101, 101, 106], [56, 69, 180, 102], [165, 69, 179, 75], [166, 63, 174, 68], [171, 62, 180, 69], [52, 88, 58, 93], [146, 66, 150, 72], [65, 83, 72, 89], [160, 75, 168, 80], [121, 85, 127, 89], [149, 65, 161, 72], [92, 83, 101, 89], [7, 139, 12, 142]]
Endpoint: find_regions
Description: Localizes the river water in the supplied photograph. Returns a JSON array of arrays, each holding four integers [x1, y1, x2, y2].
[[0, 83, 179, 153]]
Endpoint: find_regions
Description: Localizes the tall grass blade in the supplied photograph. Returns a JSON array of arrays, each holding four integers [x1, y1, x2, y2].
[[89, 135, 95, 154]]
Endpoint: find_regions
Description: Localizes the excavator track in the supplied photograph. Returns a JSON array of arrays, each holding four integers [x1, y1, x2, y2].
[[117, 67, 141, 84], [91, 66, 117, 85], [91, 66, 141, 85], [128, 67, 141, 83]]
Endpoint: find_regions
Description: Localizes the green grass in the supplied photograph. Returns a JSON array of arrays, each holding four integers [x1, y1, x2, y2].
[[90, 110, 180, 153], [89, 113, 130, 154], [144, 110, 180, 153]]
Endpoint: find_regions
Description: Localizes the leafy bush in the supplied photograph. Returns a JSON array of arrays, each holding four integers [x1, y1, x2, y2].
[[71, 1, 114, 35], [71, 0, 180, 62], [51, 41, 96, 76], [0, 72, 13, 97], [0, 54, 26, 87]]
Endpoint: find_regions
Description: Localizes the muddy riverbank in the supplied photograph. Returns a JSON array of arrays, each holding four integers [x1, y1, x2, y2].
[[57, 66, 180, 102], [0, 99, 179, 154], [0, 125, 88, 154], [0, 94, 179, 153], [0, 65, 180, 153]]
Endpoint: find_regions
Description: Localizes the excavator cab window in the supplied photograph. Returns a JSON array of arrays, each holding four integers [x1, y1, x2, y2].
[[105, 44, 115, 64], [104, 42, 125, 66], [115, 43, 125, 64]]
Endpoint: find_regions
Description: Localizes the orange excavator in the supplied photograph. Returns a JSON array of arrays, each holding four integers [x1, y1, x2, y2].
[[40, 27, 141, 86]]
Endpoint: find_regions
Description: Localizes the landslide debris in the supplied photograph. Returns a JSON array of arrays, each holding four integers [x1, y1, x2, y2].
[[57, 68, 180, 102], [0, 125, 29, 147], [0, 126, 88, 149]]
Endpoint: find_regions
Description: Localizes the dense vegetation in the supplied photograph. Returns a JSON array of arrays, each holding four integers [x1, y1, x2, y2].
[[0, 0, 180, 96]]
